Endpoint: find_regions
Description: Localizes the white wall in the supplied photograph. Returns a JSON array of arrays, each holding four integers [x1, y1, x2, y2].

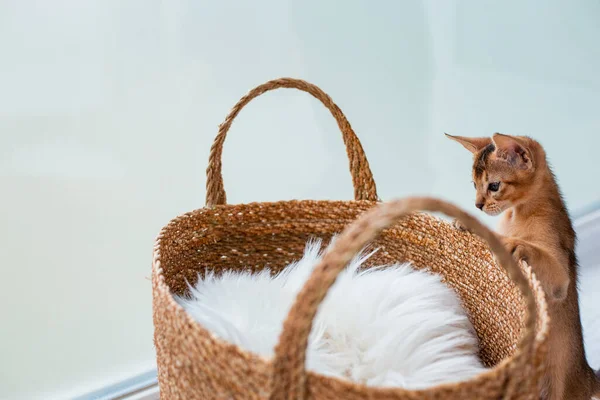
[[1, 1, 599, 399]]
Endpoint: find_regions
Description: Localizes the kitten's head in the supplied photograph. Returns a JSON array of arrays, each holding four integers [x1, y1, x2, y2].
[[445, 133, 538, 216]]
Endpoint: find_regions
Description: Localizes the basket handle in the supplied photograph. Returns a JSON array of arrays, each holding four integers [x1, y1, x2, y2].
[[205, 77, 378, 206], [269, 197, 537, 400]]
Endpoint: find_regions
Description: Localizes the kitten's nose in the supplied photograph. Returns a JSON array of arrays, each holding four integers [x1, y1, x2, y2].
[[476, 202, 484, 210]]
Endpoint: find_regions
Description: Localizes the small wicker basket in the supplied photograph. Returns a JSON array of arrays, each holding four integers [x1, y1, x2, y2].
[[152, 78, 549, 399]]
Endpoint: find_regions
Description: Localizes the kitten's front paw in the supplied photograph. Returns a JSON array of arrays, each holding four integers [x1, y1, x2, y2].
[[502, 237, 570, 302], [510, 243, 529, 263], [501, 237, 528, 262], [495, 237, 529, 270]]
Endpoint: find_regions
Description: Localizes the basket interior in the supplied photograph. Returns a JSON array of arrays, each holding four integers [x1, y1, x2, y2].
[[157, 200, 525, 368]]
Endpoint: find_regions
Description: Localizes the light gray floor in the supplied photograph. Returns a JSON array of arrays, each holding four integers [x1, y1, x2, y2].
[[580, 261, 600, 370], [577, 207, 600, 370]]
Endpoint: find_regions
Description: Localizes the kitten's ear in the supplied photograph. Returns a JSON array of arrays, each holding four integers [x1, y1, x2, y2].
[[445, 133, 492, 154], [492, 133, 533, 170]]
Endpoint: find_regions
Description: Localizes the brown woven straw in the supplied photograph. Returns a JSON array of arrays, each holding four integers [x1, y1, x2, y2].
[[152, 78, 549, 399], [205, 77, 378, 206]]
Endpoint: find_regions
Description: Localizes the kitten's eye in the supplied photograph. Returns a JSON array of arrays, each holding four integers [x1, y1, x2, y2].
[[488, 182, 500, 192], [472, 182, 476, 189]]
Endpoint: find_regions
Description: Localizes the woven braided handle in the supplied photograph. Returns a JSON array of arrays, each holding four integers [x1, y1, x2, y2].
[[270, 197, 538, 400], [205, 77, 378, 206]]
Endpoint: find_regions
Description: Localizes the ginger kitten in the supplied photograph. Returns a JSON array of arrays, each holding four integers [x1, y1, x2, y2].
[[446, 132, 600, 400]]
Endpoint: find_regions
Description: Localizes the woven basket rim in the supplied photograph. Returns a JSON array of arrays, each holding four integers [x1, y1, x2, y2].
[[152, 199, 550, 395]]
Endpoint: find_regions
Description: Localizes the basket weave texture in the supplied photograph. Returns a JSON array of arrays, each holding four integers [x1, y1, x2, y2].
[[152, 78, 549, 399]]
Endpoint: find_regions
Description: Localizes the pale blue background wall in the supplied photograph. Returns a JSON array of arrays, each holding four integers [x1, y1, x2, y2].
[[1, 1, 599, 398]]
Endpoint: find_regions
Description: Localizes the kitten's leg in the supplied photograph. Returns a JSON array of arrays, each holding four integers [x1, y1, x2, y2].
[[545, 334, 569, 400], [545, 376, 566, 400], [500, 237, 570, 302]]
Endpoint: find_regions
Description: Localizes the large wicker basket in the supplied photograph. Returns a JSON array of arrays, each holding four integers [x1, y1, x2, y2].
[[152, 78, 549, 399]]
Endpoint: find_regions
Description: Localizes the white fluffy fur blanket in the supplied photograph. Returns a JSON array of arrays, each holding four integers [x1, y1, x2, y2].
[[176, 239, 486, 389]]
